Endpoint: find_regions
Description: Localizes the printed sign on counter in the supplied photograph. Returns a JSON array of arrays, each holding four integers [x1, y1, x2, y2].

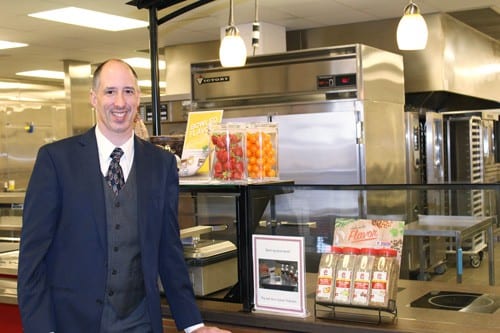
[[333, 218, 405, 264], [252, 235, 308, 317], [179, 110, 223, 178]]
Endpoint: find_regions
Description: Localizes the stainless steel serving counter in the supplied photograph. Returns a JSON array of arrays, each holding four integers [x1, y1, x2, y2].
[[0, 245, 18, 305], [162, 276, 500, 333], [0, 192, 25, 205], [404, 215, 496, 285], [0, 216, 22, 232], [0, 277, 17, 305], [0, 249, 18, 276]]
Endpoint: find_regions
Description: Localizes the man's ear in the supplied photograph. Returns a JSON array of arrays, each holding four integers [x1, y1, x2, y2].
[[90, 90, 97, 108]]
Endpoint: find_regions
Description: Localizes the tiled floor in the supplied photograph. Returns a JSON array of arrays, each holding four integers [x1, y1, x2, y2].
[[426, 231, 500, 286]]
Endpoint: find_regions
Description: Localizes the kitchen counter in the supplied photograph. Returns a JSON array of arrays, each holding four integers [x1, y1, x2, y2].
[[163, 277, 500, 333], [2, 268, 500, 332], [0, 245, 19, 304], [0, 192, 25, 205], [0, 216, 22, 231]]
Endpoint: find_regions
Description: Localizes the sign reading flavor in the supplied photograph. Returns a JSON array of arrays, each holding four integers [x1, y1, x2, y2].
[[179, 110, 223, 177], [333, 218, 405, 263]]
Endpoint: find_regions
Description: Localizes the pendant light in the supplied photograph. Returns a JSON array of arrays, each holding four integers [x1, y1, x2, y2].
[[396, 1, 428, 50], [219, 0, 247, 67]]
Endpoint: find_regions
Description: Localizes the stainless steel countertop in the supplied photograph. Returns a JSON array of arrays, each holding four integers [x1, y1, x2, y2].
[[0, 216, 22, 231], [183, 276, 500, 333], [0, 277, 17, 305], [0, 246, 18, 305], [0, 250, 18, 276], [0, 192, 25, 204]]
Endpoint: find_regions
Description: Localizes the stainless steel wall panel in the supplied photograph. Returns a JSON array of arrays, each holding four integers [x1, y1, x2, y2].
[[357, 44, 405, 104], [0, 103, 65, 190], [63, 60, 93, 136], [363, 100, 406, 184]]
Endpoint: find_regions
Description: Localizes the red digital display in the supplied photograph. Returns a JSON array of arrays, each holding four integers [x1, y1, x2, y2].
[[317, 74, 356, 89], [335, 74, 356, 87]]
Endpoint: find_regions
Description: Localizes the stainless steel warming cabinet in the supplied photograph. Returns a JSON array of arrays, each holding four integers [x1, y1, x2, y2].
[[188, 45, 409, 303], [190, 44, 406, 216]]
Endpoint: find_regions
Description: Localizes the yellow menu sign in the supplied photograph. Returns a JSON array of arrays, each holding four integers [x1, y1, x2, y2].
[[179, 110, 223, 177]]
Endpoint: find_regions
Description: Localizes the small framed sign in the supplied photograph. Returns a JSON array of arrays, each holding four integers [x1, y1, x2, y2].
[[252, 235, 308, 317]]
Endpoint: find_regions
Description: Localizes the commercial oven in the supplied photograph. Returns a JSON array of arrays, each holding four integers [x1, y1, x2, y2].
[[403, 109, 447, 278]]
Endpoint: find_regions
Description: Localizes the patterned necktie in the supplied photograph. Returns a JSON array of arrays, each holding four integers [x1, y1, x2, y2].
[[106, 147, 125, 195]]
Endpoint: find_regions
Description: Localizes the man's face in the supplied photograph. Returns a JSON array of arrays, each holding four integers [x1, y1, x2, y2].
[[90, 60, 140, 142]]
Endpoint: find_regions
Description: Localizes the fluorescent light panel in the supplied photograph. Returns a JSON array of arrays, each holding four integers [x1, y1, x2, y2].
[[28, 7, 148, 31], [0, 81, 62, 91], [16, 70, 65, 80], [0, 40, 28, 49]]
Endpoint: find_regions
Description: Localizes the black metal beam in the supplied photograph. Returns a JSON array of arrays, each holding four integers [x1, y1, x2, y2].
[[148, 7, 162, 136], [126, 0, 186, 11], [158, 0, 214, 26], [127, 0, 215, 136]]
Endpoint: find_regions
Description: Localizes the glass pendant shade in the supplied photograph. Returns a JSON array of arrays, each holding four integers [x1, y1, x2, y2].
[[396, 2, 428, 50], [219, 25, 247, 67]]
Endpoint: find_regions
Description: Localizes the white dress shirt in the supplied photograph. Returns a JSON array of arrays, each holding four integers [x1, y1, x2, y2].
[[95, 125, 134, 180]]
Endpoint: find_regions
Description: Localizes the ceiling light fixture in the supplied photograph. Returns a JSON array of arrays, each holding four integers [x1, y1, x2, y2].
[[0, 40, 28, 50], [219, 0, 247, 67], [16, 70, 65, 80], [28, 7, 148, 31], [396, 1, 428, 50]]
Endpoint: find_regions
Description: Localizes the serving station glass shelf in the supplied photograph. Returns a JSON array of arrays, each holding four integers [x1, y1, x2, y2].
[[179, 179, 294, 312], [177, 182, 499, 313]]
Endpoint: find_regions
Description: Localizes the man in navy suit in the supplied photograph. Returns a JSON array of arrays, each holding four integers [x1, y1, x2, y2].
[[17, 59, 231, 333]]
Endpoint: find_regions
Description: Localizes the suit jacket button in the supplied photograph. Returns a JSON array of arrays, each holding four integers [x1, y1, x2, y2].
[[108, 290, 114, 296]]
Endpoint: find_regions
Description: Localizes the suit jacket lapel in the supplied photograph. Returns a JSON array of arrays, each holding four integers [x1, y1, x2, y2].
[[77, 128, 107, 249], [134, 137, 151, 247]]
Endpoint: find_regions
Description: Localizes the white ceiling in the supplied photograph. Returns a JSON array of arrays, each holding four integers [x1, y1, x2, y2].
[[0, 0, 499, 86]]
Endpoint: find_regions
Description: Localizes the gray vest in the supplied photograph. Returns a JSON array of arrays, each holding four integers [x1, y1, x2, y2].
[[102, 164, 145, 318]]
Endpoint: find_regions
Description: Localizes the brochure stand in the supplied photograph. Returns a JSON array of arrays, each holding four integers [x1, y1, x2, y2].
[[313, 218, 404, 325], [314, 300, 397, 324]]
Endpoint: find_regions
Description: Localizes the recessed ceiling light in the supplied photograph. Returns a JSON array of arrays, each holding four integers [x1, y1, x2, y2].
[[0, 81, 62, 90], [123, 57, 166, 70], [16, 70, 65, 80], [0, 40, 28, 50], [28, 7, 148, 31]]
